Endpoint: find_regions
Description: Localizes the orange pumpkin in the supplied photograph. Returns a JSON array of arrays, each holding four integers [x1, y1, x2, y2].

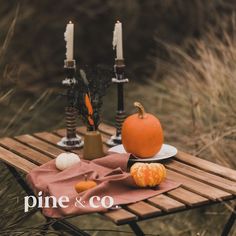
[[130, 162, 166, 187], [75, 175, 97, 193], [122, 102, 164, 158]]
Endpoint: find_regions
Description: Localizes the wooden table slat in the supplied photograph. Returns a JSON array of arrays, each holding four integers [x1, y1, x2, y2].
[[34, 132, 83, 156], [147, 194, 185, 212], [15, 134, 63, 158], [34, 132, 62, 145], [0, 146, 37, 173], [175, 151, 236, 181], [166, 187, 210, 206], [167, 170, 232, 201], [166, 160, 236, 194], [126, 201, 162, 218], [104, 209, 137, 225], [0, 137, 52, 165]]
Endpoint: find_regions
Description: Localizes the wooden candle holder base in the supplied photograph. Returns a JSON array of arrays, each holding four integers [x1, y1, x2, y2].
[[57, 106, 84, 150], [57, 135, 84, 150], [106, 134, 122, 147], [106, 110, 126, 146]]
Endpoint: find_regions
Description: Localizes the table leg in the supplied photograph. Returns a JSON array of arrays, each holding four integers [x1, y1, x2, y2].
[[51, 219, 90, 236], [129, 222, 145, 236], [221, 206, 236, 236], [40, 218, 51, 236], [5, 163, 34, 195]]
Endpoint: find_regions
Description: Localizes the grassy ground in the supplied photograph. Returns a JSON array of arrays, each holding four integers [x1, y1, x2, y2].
[[0, 2, 236, 235]]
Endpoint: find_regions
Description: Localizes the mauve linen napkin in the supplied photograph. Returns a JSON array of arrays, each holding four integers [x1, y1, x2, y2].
[[26, 153, 180, 218]]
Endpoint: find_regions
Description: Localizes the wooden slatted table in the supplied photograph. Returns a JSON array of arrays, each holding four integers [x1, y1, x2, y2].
[[0, 123, 236, 236]]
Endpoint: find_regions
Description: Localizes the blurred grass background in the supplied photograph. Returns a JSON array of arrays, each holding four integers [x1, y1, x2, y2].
[[0, 0, 236, 235]]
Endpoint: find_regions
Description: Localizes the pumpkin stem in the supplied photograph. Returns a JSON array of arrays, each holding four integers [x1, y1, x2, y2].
[[134, 102, 146, 118]]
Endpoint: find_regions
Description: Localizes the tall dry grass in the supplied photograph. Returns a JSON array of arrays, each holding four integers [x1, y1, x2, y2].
[[1, 0, 236, 88], [159, 32, 236, 168]]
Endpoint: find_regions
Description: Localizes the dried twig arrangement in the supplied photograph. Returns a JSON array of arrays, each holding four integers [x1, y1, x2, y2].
[[75, 65, 112, 131]]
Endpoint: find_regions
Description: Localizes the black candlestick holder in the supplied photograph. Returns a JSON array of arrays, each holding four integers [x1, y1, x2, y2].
[[106, 59, 129, 146], [57, 60, 84, 149]]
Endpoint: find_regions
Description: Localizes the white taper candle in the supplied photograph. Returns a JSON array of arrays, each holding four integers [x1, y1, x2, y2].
[[112, 21, 123, 60], [64, 21, 74, 61]]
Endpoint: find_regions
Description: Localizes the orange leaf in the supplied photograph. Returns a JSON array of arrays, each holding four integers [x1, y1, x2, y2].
[[85, 94, 93, 115]]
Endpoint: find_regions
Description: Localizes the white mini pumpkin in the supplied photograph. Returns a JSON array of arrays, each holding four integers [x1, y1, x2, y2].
[[55, 152, 80, 171]]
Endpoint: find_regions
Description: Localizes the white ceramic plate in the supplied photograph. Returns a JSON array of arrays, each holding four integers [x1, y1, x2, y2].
[[108, 144, 178, 162]]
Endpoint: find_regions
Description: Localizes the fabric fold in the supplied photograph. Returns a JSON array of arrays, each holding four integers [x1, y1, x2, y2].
[[27, 153, 180, 218]]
